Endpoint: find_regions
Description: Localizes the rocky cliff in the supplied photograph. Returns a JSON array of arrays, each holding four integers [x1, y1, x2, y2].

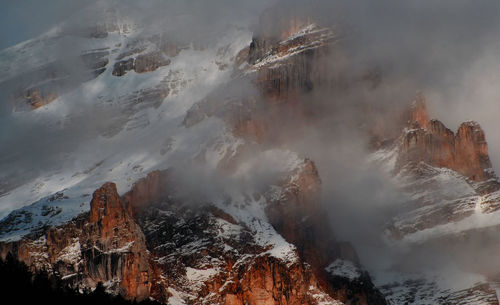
[[179, 10, 387, 303], [0, 3, 393, 304], [0, 182, 156, 301], [0, 161, 386, 304], [368, 93, 500, 242], [396, 96, 495, 183], [113, 52, 171, 76], [84, 182, 154, 299], [184, 16, 338, 145]]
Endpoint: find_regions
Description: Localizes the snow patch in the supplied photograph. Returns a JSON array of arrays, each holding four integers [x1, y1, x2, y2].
[[57, 238, 81, 265], [325, 259, 361, 280]]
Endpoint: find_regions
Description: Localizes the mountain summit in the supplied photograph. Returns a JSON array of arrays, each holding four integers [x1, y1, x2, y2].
[[1, 2, 500, 305]]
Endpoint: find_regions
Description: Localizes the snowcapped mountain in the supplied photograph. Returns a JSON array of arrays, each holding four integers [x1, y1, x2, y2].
[[367, 95, 500, 304], [1, 1, 500, 305], [0, 4, 250, 233], [0, 3, 387, 305]]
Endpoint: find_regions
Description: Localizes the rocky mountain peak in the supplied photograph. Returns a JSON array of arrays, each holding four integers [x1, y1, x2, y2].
[[397, 99, 495, 183], [74, 182, 155, 300], [454, 121, 492, 182], [408, 93, 429, 129], [121, 170, 169, 214], [0, 181, 156, 300], [89, 182, 127, 225]]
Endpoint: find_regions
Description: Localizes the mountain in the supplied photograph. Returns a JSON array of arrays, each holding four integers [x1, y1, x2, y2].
[[369, 95, 500, 304], [0, 4, 387, 305], [373, 95, 500, 239], [1, 2, 500, 305]]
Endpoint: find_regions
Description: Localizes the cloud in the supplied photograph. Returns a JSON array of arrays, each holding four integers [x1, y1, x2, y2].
[[2, 0, 500, 288], [243, 0, 500, 281], [0, 0, 96, 50]]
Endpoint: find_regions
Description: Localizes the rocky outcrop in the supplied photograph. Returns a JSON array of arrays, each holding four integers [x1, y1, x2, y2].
[[249, 23, 336, 101], [265, 160, 386, 305], [0, 182, 156, 301], [184, 21, 337, 144], [265, 160, 336, 269], [112, 52, 171, 76], [248, 4, 316, 65], [398, 118, 494, 182], [137, 201, 344, 305], [396, 96, 495, 182], [377, 95, 500, 240], [80, 50, 110, 76], [397, 120, 454, 170], [0, 163, 388, 304], [241, 1, 340, 104], [23, 89, 57, 109], [407, 93, 429, 129], [112, 58, 135, 76], [135, 52, 171, 74], [222, 255, 332, 305], [454, 121, 493, 182], [84, 182, 153, 299], [121, 170, 170, 212]]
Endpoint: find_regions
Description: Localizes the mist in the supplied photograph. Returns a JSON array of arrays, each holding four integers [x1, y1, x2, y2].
[[234, 0, 500, 285], [330, 0, 500, 172], [2, 0, 500, 293]]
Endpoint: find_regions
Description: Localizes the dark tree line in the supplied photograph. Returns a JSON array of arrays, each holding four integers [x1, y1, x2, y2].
[[0, 254, 162, 305]]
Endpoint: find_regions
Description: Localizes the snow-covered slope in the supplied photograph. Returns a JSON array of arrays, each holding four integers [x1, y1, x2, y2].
[[368, 106, 500, 304], [0, 6, 390, 303], [0, 9, 253, 239], [8, 2, 500, 304], [372, 135, 500, 244]]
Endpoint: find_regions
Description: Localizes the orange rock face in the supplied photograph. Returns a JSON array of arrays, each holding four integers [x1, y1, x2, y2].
[[0, 182, 157, 301], [222, 255, 326, 305], [266, 160, 329, 268], [88, 182, 130, 234], [397, 97, 494, 182], [251, 26, 334, 103], [85, 182, 153, 300], [398, 119, 454, 168], [408, 93, 429, 129], [121, 170, 169, 212], [184, 19, 336, 145], [264, 160, 385, 304], [454, 121, 493, 181], [24, 89, 57, 109], [0, 166, 387, 304]]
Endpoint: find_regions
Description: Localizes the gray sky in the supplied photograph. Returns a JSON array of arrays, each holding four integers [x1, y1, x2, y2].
[[0, 0, 93, 50]]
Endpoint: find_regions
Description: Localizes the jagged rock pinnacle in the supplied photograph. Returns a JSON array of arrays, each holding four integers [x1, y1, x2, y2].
[[409, 93, 429, 129]]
